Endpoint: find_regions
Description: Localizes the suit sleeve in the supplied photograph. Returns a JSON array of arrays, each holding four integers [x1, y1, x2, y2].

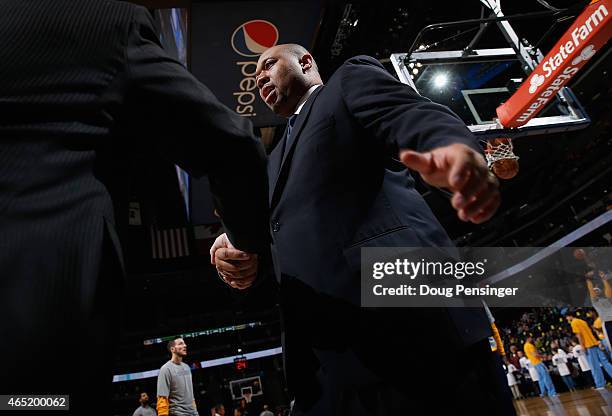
[[339, 56, 480, 153], [124, 7, 270, 253]]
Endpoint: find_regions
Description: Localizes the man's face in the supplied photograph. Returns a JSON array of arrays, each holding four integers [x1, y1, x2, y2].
[[172, 338, 187, 357], [256, 47, 308, 117], [566, 316, 573, 323], [140, 392, 148, 405], [517, 351, 524, 357], [219, 405, 225, 415]]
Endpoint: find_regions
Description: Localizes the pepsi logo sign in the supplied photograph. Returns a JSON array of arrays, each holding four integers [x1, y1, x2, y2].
[[231, 20, 279, 57]]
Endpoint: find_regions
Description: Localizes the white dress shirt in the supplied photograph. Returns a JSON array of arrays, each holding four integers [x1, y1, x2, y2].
[[293, 84, 321, 116]]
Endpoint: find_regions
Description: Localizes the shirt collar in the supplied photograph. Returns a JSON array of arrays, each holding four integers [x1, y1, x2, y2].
[[293, 84, 321, 116]]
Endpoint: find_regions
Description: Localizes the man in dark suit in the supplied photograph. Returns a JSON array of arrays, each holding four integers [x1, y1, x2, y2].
[[211, 44, 513, 414], [0, 0, 269, 411]]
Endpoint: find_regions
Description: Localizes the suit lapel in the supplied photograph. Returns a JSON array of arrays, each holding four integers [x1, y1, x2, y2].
[[270, 85, 324, 208], [268, 126, 289, 201]]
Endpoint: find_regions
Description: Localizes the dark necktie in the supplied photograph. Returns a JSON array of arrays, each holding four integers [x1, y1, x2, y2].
[[282, 113, 298, 160]]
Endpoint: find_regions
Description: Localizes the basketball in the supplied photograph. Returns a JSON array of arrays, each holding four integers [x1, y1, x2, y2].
[[492, 158, 519, 179]]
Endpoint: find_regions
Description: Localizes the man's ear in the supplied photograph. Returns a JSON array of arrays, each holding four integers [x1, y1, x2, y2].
[[300, 54, 313, 72]]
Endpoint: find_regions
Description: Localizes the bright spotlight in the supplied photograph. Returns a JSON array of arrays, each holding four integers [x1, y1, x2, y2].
[[412, 68, 419, 75], [433, 73, 448, 88]]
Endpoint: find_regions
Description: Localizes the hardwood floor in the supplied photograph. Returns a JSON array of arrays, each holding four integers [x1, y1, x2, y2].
[[513, 388, 612, 416]]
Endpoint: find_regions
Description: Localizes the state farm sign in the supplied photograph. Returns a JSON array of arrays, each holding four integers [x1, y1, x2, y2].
[[496, 0, 611, 128]]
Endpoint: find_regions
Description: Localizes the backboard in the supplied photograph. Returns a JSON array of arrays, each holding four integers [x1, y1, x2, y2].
[[390, 49, 590, 140], [229, 375, 263, 400], [390, 0, 592, 140]]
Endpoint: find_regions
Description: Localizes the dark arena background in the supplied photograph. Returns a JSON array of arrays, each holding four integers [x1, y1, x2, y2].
[[117, 0, 611, 415], [111, 1, 612, 415], [3, 0, 610, 415]]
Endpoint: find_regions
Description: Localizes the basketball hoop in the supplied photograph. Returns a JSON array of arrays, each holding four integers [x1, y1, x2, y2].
[[484, 137, 519, 180], [243, 391, 252, 403]]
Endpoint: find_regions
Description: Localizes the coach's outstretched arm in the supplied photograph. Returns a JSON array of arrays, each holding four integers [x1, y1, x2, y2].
[[340, 56, 500, 224]]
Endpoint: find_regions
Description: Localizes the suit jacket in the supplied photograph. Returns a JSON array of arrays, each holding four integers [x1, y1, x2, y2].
[[0, 0, 269, 381], [267, 56, 492, 405]]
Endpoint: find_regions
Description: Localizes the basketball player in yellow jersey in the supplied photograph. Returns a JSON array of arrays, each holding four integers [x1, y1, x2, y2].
[[566, 311, 612, 389]]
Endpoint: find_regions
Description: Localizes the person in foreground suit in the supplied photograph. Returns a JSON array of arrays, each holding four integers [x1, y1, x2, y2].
[[211, 44, 513, 415], [0, 0, 269, 412]]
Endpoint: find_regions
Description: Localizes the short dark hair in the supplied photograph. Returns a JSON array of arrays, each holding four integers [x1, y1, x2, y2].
[[214, 403, 225, 411], [167, 336, 182, 354]]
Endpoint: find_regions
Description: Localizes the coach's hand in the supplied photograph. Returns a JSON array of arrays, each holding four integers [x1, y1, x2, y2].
[[400, 143, 500, 224], [210, 233, 258, 289]]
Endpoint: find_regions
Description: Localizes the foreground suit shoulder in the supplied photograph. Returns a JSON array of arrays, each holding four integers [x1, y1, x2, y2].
[[124, 6, 270, 253]]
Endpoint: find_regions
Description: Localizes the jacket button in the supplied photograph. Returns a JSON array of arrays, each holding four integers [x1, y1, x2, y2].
[[272, 221, 280, 232]]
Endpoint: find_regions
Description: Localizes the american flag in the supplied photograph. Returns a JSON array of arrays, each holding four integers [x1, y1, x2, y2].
[[150, 226, 190, 259]]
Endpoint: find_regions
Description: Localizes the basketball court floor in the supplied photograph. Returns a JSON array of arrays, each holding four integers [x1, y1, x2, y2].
[[514, 388, 612, 416]]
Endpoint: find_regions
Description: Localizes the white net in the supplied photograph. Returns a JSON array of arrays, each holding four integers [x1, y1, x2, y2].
[[484, 139, 519, 169], [242, 389, 253, 403]]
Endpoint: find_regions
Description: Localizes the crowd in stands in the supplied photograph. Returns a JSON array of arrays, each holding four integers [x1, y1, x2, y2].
[[209, 399, 286, 416]]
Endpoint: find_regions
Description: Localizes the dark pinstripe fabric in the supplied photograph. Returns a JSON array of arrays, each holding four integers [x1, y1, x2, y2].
[[0, 1, 270, 410]]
